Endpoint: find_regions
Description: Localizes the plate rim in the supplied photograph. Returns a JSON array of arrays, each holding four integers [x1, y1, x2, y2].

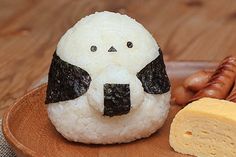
[[2, 84, 47, 157]]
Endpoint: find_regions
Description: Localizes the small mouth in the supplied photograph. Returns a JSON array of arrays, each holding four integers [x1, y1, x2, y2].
[[103, 83, 131, 117], [108, 46, 117, 52]]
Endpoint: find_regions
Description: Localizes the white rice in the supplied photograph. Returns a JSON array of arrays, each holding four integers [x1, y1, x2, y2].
[[47, 11, 171, 144], [48, 92, 170, 144]]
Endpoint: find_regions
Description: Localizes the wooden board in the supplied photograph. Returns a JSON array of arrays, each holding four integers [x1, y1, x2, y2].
[[1, 0, 236, 117], [2, 61, 217, 157]]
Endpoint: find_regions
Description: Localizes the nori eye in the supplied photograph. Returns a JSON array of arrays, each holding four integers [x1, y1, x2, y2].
[[90, 45, 97, 52], [127, 41, 133, 48]]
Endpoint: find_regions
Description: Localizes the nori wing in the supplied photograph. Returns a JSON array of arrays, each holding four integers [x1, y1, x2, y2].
[[104, 84, 131, 117], [136, 49, 170, 94], [45, 52, 91, 104]]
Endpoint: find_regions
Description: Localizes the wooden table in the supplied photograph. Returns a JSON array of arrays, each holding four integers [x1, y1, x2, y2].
[[1, 0, 236, 117]]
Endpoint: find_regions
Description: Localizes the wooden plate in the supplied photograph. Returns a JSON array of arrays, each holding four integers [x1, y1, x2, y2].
[[2, 61, 217, 157]]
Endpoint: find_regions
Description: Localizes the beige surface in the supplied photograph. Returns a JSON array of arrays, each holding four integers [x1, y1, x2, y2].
[[0, 119, 16, 157], [1, 0, 236, 117]]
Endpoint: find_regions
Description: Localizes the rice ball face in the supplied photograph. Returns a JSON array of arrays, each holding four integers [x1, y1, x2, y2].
[[46, 11, 171, 144]]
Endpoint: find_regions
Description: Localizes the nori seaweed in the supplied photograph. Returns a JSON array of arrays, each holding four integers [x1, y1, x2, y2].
[[104, 84, 131, 117], [90, 45, 97, 52], [108, 46, 117, 52], [136, 49, 170, 94], [127, 41, 133, 48], [45, 52, 91, 104]]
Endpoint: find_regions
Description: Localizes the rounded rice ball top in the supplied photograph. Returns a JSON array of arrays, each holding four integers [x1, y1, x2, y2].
[[56, 11, 160, 77]]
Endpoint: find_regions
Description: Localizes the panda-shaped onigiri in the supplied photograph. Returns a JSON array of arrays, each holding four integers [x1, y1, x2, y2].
[[45, 11, 171, 144]]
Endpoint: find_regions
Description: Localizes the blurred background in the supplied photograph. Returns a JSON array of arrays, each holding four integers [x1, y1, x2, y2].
[[1, 0, 236, 117]]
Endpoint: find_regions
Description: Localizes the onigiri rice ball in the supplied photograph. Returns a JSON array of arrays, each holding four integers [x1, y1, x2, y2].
[[46, 11, 171, 144]]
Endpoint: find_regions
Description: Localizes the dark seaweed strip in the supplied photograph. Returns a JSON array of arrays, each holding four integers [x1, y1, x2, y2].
[[45, 52, 91, 104], [136, 49, 170, 94], [104, 84, 131, 117]]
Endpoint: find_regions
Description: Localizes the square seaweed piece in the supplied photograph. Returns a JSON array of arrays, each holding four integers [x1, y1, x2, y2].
[[104, 84, 131, 117]]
